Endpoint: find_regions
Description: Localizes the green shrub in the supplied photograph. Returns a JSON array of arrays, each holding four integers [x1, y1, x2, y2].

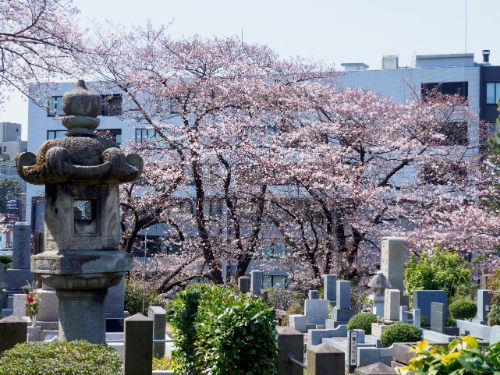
[[380, 322, 422, 347], [286, 302, 304, 315], [0, 255, 11, 271], [404, 246, 475, 304], [346, 313, 378, 335], [124, 278, 164, 315], [397, 336, 500, 375], [152, 355, 176, 370], [0, 340, 121, 374], [167, 283, 279, 374], [448, 299, 477, 320]]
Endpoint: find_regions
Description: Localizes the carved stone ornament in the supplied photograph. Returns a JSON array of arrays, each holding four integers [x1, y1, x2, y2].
[[16, 80, 143, 185]]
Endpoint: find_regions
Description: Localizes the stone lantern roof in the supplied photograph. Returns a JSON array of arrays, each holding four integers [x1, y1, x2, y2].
[[16, 80, 142, 185], [368, 271, 392, 290]]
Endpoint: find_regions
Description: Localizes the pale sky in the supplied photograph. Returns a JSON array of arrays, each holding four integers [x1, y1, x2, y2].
[[3, 0, 499, 140]]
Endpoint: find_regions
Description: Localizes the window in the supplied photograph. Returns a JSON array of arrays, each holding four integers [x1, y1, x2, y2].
[[47, 94, 123, 117], [486, 83, 500, 104], [2, 147, 5, 152], [434, 122, 468, 146], [47, 96, 64, 117], [421, 82, 468, 99], [73, 199, 98, 235], [95, 129, 122, 144], [135, 128, 157, 143], [419, 161, 467, 185], [47, 130, 66, 140], [101, 94, 122, 116]]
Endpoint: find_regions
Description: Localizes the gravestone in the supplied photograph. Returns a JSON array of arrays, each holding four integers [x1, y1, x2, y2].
[[474, 290, 491, 324], [384, 289, 400, 321], [5, 222, 33, 293], [148, 306, 166, 359], [0, 315, 27, 355], [491, 326, 500, 346], [35, 283, 59, 330], [481, 274, 490, 289], [105, 278, 130, 331], [288, 314, 306, 333], [309, 290, 319, 300], [324, 274, 337, 306], [250, 270, 262, 295], [238, 276, 250, 294], [430, 302, 445, 334], [412, 309, 421, 328], [413, 290, 447, 326], [305, 299, 330, 327], [0, 265, 8, 312], [400, 306, 408, 323], [380, 237, 404, 295], [330, 280, 355, 323], [12, 294, 26, 317]]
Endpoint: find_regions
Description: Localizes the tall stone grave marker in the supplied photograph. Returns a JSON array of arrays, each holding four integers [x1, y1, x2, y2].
[[384, 289, 400, 321], [105, 278, 130, 331], [309, 290, 319, 299], [473, 290, 491, 325], [250, 270, 262, 295], [323, 274, 336, 306], [6, 222, 33, 293], [329, 280, 355, 325], [413, 290, 447, 326], [381, 237, 409, 307], [238, 276, 250, 294], [430, 302, 445, 334]]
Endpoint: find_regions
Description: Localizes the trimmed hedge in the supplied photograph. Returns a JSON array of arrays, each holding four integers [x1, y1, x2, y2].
[[379, 322, 422, 347], [346, 313, 378, 335], [124, 278, 164, 315], [168, 283, 279, 374], [449, 299, 477, 320], [0, 341, 122, 374]]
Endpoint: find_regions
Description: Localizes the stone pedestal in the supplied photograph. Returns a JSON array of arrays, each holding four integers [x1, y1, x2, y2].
[[36, 288, 59, 330], [57, 289, 107, 344]]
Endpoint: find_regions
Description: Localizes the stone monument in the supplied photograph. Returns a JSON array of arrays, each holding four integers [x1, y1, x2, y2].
[[384, 289, 400, 322], [368, 271, 392, 318], [380, 237, 409, 307], [5, 222, 33, 293], [17, 80, 142, 343]]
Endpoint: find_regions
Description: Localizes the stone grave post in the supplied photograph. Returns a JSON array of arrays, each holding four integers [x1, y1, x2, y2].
[[380, 237, 409, 307], [5, 222, 33, 294], [307, 343, 345, 375], [347, 330, 359, 373], [323, 275, 336, 306], [123, 314, 153, 375], [238, 276, 250, 293], [430, 302, 445, 333], [105, 278, 130, 332], [0, 315, 27, 355], [329, 280, 355, 326], [412, 309, 421, 328], [148, 306, 166, 359], [250, 270, 262, 295], [17, 80, 141, 343], [384, 289, 400, 322], [277, 326, 303, 375], [481, 274, 490, 289], [473, 290, 491, 325]]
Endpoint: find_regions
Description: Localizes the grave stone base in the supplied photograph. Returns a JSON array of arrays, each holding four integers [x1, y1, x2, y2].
[[331, 307, 355, 321], [325, 318, 349, 329], [27, 326, 42, 342], [371, 323, 388, 338], [5, 269, 33, 292]]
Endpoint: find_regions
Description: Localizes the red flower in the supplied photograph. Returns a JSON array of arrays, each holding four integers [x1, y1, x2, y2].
[[27, 296, 34, 303]]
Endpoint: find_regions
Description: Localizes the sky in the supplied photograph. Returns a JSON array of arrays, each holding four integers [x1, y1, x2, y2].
[[3, 0, 500, 140]]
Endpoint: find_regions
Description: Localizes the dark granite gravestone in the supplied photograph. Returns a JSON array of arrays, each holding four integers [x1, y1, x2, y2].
[[430, 302, 445, 334], [413, 290, 447, 326]]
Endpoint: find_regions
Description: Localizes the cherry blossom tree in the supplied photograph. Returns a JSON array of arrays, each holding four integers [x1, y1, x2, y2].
[[0, 0, 87, 104], [88, 24, 500, 289]]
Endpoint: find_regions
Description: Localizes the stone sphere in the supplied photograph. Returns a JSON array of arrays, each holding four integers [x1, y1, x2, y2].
[[62, 80, 101, 117]]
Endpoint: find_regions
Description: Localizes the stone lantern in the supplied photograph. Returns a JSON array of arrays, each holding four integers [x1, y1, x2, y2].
[[16, 80, 143, 343], [368, 271, 392, 318]]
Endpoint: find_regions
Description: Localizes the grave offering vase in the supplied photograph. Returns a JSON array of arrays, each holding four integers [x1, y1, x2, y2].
[[16, 80, 143, 343]]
